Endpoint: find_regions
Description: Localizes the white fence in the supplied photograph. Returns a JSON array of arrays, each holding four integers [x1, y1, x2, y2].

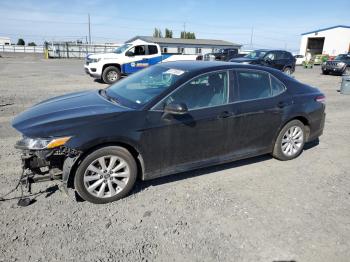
[[0, 45, 44, 53], [47, 43, 121, 59], [0, 43, 121, 58]]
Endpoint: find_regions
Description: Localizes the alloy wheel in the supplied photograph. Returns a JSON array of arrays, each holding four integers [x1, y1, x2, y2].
[[107, 71, 118, 81], [281, 126, 304, 156], [83, 155, 130, 198]]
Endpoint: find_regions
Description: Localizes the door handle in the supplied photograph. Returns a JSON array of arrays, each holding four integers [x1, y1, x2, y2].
[[218, 111, 233, 119]]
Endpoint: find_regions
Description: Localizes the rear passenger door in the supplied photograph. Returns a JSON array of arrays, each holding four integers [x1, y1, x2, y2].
[[231, 69, 290, 154]]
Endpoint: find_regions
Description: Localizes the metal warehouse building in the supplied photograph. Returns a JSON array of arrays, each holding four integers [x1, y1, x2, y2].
[[126, 36, 241, 55], [299, 25, 350, 56], [0, 36, 11, 45]]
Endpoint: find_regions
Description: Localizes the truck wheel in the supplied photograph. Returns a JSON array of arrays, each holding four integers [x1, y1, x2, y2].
[[74, 146, 137, 204], [102, 66, 121, 84]]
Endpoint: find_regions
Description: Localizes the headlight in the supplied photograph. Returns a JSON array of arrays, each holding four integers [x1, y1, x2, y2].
[[338, 62, 345, 67], [322, 62, 326, 66], [15, 136, 71, 150], [90, 58, 101, 63]]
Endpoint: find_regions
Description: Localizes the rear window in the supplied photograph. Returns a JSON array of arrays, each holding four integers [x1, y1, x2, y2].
[[237, 71, 271, 100], [236, 70, 286, 101], [270, 75, 286, 96], [148, 45, 158, 55]]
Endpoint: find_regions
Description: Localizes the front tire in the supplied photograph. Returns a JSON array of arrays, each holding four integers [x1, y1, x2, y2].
[[272, 120, 306, 161], [102, 66, 121, 84], [322, 69, 329, 75], [74, 146, 137, 204]]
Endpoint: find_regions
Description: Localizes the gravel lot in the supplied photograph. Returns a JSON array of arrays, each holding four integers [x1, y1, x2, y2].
[[0, 53, 349, 262]]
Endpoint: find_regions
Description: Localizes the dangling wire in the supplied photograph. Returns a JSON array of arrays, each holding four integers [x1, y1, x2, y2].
[[0, 168, 25, 201]]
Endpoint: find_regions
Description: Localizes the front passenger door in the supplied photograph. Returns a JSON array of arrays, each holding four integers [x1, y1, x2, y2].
[[142, 70, 234, 175]]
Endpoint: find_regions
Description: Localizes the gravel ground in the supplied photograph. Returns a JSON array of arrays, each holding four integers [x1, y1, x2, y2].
[[0, 54, 349, 262]]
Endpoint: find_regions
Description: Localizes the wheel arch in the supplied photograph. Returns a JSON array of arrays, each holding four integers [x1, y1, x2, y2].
[[65, 141, 145, 189], [102, 63, 121, 74], [272, 115, 311, 150]]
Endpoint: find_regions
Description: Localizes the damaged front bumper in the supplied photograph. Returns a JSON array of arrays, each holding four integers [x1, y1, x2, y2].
[[16, 145, 80, 194]]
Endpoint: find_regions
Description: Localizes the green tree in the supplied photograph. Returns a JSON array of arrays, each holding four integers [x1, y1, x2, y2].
[[153, 28, 163, 38], [165, 28, 173, 38], [180, 31, 195, 39], [17, 38, 25, 45], [28, 42, 36, 46]]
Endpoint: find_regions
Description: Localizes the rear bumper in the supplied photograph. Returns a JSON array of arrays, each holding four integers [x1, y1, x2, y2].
[[308, 112, 325, 142]]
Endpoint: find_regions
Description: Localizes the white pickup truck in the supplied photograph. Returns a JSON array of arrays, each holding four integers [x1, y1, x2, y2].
[[84, 39, 199, 84]]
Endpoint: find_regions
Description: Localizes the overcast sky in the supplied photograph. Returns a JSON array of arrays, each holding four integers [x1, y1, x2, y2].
[[0, 0, 349, 51]]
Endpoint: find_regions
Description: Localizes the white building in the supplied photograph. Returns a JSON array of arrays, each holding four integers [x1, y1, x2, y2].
[[299, 25, 350, 56], [0, 37, 11, 45], [126, 36, 241, 55]]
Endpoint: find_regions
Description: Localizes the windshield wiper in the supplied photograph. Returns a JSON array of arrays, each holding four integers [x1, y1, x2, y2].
[[99, 89, 120, 105]]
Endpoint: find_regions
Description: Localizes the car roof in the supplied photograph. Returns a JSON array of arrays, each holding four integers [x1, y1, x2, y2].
[[158, 60, 284, 75], [255, 49, 290, 53]]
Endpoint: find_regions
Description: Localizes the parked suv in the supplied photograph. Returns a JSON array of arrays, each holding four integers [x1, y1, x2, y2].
[[230, 49, 296, 75], [202, 48, 242, 61], [321, 54, 350, 75]]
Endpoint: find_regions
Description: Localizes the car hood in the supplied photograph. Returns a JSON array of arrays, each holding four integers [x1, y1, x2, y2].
[[12, 90, 131, 138], [230, 57, 259, 63]]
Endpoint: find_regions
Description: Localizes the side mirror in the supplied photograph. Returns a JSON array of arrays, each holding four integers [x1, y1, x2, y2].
[[164, 103, 188, 115], [125, 51, 134, 57]]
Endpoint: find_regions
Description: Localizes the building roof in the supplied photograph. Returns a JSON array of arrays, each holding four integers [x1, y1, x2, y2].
[[126, 36, 241, 47], [301, 25, 350, 35]]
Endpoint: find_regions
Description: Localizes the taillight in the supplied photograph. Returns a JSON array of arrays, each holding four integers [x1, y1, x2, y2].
[[315, 95, 326, 104]]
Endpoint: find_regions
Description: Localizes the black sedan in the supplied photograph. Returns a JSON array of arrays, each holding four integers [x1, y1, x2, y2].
[[12, 61, 326, 204], [230, 49, 296, 75]]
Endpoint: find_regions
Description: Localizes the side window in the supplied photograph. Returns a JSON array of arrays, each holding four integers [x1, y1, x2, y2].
[[128, 45, 146, 56], [148, 45, 158, 55], [275, 51, 285, 60], [237, 70, 271, 100], [265, 52, 276, 60], [270, 75, 285, 96], [162, 71, 229, 110], [282, 52, 292, 59]]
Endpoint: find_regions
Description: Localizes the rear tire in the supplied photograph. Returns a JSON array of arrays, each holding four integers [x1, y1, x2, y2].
[[272, 120, 306, 161], [283, 67, 292, 75], [344, 67, 350, 76], [74, 146, 137, 204], [102, 66, 121, 84]]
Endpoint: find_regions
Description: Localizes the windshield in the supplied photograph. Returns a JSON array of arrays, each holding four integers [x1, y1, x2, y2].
[[114, 44, 132, 54], [106, 65, 188, 109], [244, 50, 267, 59], [334, 54, 349, 61]]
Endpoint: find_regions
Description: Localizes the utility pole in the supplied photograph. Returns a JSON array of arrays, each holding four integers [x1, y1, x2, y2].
[[250, 26, 254, 49], [88, 13, 91, 44]]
